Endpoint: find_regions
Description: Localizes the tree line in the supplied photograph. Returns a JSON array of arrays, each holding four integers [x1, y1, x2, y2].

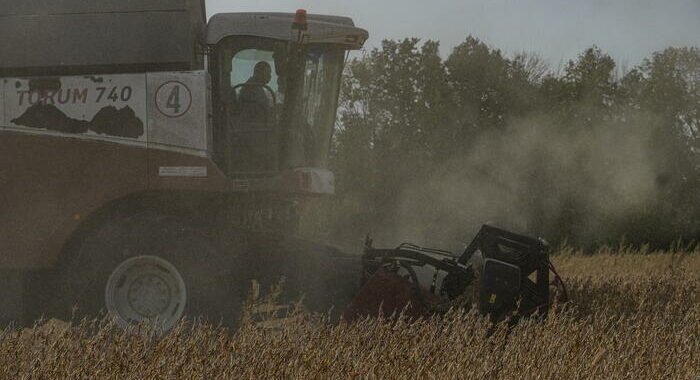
[[325, 37, 699, 250]]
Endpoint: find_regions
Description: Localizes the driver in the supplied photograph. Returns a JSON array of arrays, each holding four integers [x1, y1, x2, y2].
[[239, 61, 273, 123]]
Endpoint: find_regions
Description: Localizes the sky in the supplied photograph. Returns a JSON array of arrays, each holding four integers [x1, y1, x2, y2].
[[206, 0, 700, 68]]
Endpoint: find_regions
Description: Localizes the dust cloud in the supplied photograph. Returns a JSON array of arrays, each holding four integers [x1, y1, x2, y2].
[[374, 113, 660, 251]]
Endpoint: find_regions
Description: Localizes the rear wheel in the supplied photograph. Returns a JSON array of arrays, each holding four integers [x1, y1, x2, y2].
[[53, 214, 244, 331]]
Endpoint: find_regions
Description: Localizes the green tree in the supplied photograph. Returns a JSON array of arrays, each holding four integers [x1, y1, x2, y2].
[[446, 37, 516, 138], [328, 38, 700, 249], [542, 46, 617, 128], [331, 39, 455, 242], [637, 47, 700, 240]]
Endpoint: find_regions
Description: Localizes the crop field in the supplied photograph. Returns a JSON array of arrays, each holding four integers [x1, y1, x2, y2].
[[1, 249, 698, 379]]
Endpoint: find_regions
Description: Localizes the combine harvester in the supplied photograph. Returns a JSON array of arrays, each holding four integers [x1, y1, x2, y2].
[[0, 1, 564, 331]]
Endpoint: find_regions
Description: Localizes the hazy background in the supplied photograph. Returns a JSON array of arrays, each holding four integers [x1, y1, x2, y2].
[[207, 0, 699, 250], [207, 0, 700, 66]]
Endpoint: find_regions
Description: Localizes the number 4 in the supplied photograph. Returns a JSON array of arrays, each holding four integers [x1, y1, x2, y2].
[[166, 86, 181, 114]]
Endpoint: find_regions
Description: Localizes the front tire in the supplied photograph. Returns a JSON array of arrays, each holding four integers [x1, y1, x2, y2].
[[54, 214, 243, 331], [105, 255, 187, 332]]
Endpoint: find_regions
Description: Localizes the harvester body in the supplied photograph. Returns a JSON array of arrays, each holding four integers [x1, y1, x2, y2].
[[0, 1, 368, 328], [0, 2, 558, 331]]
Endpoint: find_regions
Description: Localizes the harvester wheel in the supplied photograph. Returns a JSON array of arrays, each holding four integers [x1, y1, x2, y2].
[[53, 214, 243, 331], [104, 255, 187, 332]]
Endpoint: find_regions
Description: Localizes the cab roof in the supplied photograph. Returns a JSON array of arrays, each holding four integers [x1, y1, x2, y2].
[[207, 13, 369, 49], [0, 4, 367, 76]]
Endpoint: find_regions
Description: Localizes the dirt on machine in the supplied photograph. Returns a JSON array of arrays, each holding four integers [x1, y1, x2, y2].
[[0, 1, 565, 331]]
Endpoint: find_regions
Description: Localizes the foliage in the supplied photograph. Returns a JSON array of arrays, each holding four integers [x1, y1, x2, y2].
[[327, 38, 700, 249]]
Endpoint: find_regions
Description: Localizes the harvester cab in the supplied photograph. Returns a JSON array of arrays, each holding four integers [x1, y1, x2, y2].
[[208, 11, 368, 180], [0, 3, 368, 196]]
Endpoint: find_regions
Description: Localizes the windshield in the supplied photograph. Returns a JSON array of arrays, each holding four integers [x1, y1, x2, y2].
[[299, 47, 345, 168], [214, 38, 345, 176]]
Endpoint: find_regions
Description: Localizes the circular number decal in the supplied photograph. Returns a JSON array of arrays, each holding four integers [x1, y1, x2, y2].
[[155, 81, 192, 118]]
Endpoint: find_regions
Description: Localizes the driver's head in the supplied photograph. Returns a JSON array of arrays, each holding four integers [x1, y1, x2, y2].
[[253, 61, 272, 85]]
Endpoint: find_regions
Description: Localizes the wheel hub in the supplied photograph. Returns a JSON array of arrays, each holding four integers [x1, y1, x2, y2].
[[105, 256, 187, 332], [127, 273, 172, 317]]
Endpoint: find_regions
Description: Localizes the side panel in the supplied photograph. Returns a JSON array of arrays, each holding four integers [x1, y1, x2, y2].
[[147, 71, 210, 154], [0, 132, 228, 269], [0, 72, 212, 155], [0, 132, 149, 268], [0, 71, 228, 269], [2, 74, 148, 145], [146, 72, 231, 191]]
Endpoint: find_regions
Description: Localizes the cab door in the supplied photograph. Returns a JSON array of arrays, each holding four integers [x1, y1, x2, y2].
[[213, 38, 287, 177]]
